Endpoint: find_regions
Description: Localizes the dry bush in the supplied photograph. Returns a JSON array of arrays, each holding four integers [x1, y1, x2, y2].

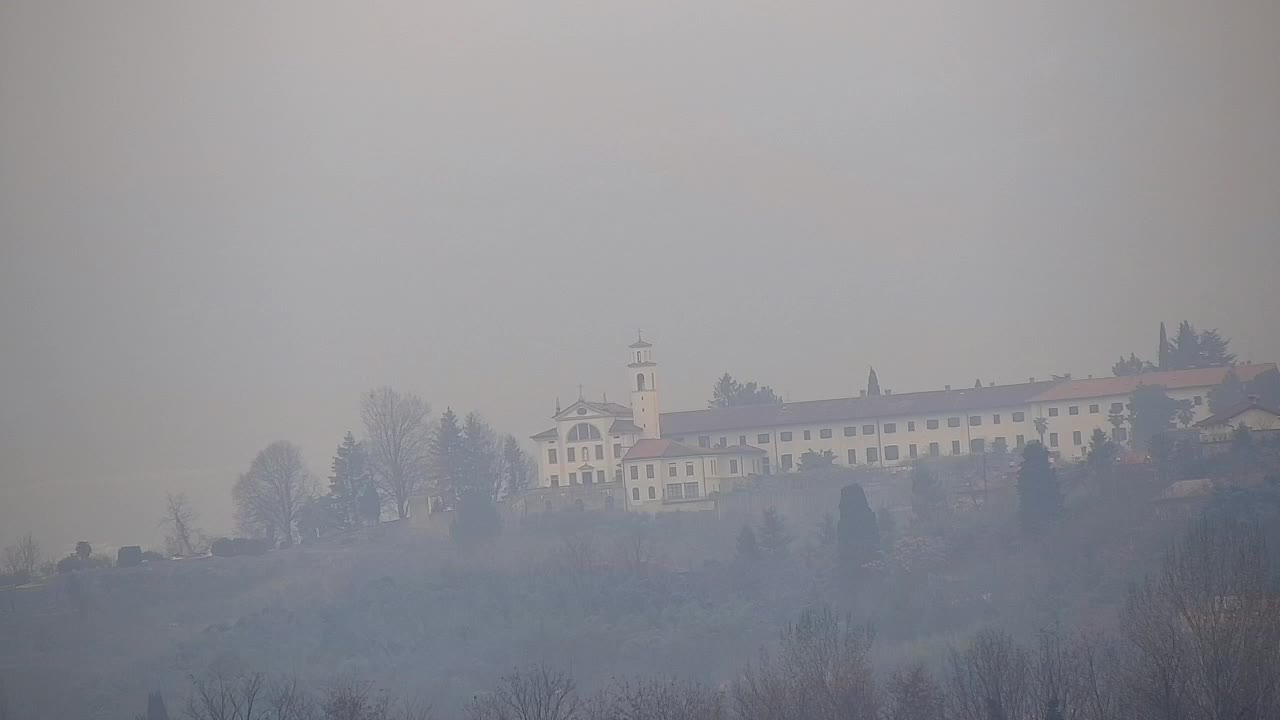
[[466, 665, 580, 720], [1123, 519, 1280, 720], [884, 662, 945, 720], [733, 605, 878, 720], [585, 677, 725, 720], [946, 628, 1032, 720]]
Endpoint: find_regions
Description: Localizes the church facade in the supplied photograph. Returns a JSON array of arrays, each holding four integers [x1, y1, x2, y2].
[[532, 338, 1277, 512]]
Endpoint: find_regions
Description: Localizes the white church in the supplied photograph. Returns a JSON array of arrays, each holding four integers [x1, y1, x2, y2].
[[529, 337, 765, 511], [532, 337, 1276, 513]]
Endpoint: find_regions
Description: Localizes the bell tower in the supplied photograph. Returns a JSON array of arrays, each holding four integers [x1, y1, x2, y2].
[[628, 333, 660, 439]]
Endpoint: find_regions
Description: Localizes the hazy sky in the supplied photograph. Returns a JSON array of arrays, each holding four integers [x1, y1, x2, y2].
[[2, 1, 1278, 552]]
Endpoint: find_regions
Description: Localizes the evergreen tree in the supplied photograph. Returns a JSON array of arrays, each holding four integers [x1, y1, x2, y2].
[[758, 507, 792, 557], [1017, 441, 1062, 534], [1086, 428, 1118, 472], [430, 408, 466, 507], [1166, 321, 1235, 369], [449, 486, 501, 547], [1170, 320, 1201, 369], [459, 412, 499, 500], [1249, 368, 1280, 408], [974, 378, 983, 389], [1126, 384, 1182, 452], [329, 431, 371, 527], [710, 373, 742, 408], [75, 541, 91, 560], [735, 524, 760, 563], [709, 372, 781, 407], [1208, 367, 1247, 414], [1198, 328, 1236, 366], [1158, 321, 1170, 370], [867, 367, 882, 397], [837, 483, 879, 573], [498, 434, 534, 499], [146, 691, 170, 720], [358, 483, 382, 525], [1112, 353, 1155, 377]]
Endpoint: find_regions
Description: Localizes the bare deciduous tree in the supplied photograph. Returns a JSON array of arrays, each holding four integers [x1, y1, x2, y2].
[[362, 387, 432, 520], [160, 492, 203, 557], [947, 628, 1032, 720], [613, 523, 658, 576], [1123, 519, 1280, 720], [185, 671, 266, 720], [233, 441, 315, 547], [466, 665, 580, 720], [733, 605, 878, 720], [267, 677, 315, 720], [3, 532, 41, 581], [884, 663, 945, 720], [586, 677, 726, 720]]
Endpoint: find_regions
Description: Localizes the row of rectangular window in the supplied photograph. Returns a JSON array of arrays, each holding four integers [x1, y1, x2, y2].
[[764, 412, 1031, 442], [666, 482, 701, 500], [547, 443, 624, 465], [548, 469, 609, 487]]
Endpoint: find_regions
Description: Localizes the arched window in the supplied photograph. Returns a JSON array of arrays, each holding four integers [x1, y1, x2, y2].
[[632, 487, 640, 501], [567, 423, 601, 442], [648, 486, 656, 499], [636, 373, 646, 391]]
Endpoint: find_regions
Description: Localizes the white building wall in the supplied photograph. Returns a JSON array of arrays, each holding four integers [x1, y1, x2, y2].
[[1029, 386, 1214, 460], [666, 404, 1037, 471]]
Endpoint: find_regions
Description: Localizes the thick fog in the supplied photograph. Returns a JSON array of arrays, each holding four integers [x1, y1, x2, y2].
[[2, 0, 1279, 550]]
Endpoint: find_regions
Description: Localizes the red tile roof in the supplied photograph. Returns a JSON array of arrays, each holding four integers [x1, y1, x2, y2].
[[659, 381, 1057, 436], [1195, 398, 1280, 427], [1029, 364, 1275, 403]]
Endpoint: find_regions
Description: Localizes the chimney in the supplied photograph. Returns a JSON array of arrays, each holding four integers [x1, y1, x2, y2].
[[1029, 377, 1035, 383], [944, 384, 951, 391], [885, 389, 892, 395], [1087, 374, 1093, 379], [988, 381, 995, 387]]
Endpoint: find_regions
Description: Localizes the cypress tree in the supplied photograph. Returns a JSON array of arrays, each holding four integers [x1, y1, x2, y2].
[[867, 367, 881, 397], [1017, 441, 1063, 534], [837, 483, 879, 573]]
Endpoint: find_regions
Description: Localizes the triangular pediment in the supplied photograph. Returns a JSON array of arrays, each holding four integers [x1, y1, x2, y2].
[[554, 398, 632, 422]]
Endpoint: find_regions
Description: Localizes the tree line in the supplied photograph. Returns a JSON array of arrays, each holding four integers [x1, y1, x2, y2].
[[1113, 320, 1236, 376], [230, 387, 536, 548], [128, 516, 1280, 720]]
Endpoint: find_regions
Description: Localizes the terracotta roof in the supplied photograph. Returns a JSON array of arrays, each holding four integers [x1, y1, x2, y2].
[[702, 443, 767, 456], [530, 427, 557, 440], [1029, 364, 1276, 403], [659, 381, 1057, 436], [1195, 398, 1280, 427], [623, 439, 705, 460], [609, 419, 642, 435]]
